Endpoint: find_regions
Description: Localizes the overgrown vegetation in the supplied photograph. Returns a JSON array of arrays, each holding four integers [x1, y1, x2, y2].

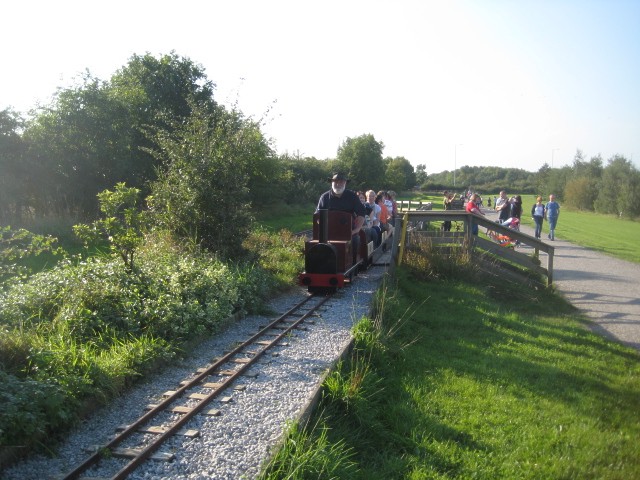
[[261, 243, 640, 479], [0, 226, 302, 455], [0, 226, 61, 283]]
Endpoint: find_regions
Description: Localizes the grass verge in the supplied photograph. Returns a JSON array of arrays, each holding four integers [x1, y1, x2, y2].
[[260, 244, 640, 479]]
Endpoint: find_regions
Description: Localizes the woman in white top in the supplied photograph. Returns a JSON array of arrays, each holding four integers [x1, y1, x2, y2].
[[366, 190, 382, 246], [531, 196, 546, 239]]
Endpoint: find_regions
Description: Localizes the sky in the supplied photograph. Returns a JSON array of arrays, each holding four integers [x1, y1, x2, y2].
[[2, 0, 639, 174]]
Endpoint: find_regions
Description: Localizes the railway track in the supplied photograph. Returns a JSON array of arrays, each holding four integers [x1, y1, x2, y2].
[[61, 293, 331, 480]]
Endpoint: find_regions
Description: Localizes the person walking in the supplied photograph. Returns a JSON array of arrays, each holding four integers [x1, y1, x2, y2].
[[442, 191, 453, 232], [545, 194, 560, 240], [531, 196, 545, 239]]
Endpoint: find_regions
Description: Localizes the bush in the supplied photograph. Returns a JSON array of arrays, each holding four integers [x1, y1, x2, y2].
[[0, 232, 281, 452], [0, 371, 73, 448]]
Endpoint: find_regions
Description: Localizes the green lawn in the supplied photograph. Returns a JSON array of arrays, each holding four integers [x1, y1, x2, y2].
[[517, 195, 640, 263], [261, 258, 640, 479]]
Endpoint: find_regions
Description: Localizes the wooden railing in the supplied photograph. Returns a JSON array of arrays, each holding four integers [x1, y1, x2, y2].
[[397, 199, 465, 211], [391, 211, 555, 285], [396, 200, 433, 211]]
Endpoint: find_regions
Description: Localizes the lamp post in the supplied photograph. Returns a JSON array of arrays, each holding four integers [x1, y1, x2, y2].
[[454, 143, 463, 188], [551, 148, 560, 168]]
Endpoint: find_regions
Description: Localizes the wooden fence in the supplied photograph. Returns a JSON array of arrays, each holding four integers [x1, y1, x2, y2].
[[390, 211, 555, 285]]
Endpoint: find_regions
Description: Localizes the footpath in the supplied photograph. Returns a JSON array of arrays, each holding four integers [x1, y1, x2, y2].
[[485, 210, 640, 352]]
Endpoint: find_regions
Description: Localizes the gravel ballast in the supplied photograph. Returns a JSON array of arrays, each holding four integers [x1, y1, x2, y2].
[[4, 259, 390, 480]]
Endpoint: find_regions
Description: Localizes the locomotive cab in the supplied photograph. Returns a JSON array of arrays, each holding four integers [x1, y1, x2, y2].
[[299, 210, 358, 291]]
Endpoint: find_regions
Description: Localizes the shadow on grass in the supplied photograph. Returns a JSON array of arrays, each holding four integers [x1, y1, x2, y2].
[[343, 267, 640, 478]]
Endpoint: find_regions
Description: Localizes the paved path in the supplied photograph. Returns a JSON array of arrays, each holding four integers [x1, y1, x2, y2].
[[485, 210, 640, 352]]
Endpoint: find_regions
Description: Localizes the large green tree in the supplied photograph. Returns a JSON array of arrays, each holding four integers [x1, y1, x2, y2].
[[384, 156, 415, 192], [22, 52, 216, 219], [336, 134, 385, 191], [596, 155, 640, 218], [564, 150, 602, 210], [278, 154, 332, 205], [24, 74, 133, 217], [415, 164, 428, 187]]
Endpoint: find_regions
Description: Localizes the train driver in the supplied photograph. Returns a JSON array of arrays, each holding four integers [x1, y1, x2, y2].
[[316, 172, 366, 254]]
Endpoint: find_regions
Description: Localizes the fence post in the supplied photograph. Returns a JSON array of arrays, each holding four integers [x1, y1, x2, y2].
[[392, 213, 409, 269]]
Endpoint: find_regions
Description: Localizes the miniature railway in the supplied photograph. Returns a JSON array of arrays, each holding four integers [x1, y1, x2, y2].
[[61, 293, 331, 480]]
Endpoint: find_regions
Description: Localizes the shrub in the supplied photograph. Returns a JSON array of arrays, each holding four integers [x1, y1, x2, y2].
[[0, 371, 73, 448], [0, 232, 278, 451]]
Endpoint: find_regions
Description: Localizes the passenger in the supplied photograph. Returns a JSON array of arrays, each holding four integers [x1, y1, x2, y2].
[[316, 172, 366, 258], [376, 193, 390, 234], [366, 189, 381, 246], [387, 190, 398, 226], [466, 193, 486, 235], [357, 189, 379, 248], [377, 190, 392, 225], [357, 191, 372, 228]]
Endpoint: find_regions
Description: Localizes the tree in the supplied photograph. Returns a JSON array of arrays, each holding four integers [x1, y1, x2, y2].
[[384, 156, 415, 192], [563, 177, 594, 211], [415, 164, 428, 187], [110, 52, 216, 122], [567, 150, 602, 210], [73, 183, 147, 270], [0, 109, 28, 223], [596, 155, 640, 218], [538, 165, 571, 200], [336, 134, 385, 191], [24, 74, 134, 217], [109, 52, 217, 186], [22, 52, 217, 219], [148, 105, 268, 257], [278, 155, 332, 205]]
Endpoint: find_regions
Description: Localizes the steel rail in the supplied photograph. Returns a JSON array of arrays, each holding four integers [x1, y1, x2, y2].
[[62, 293, 329, 480]]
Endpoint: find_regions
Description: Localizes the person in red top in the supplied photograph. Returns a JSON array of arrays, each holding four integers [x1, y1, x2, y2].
[[465, 193, 485, 235], [376, 193, 389, 232]]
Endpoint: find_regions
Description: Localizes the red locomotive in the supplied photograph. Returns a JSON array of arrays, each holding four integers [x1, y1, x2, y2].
[[299, 210, 392, 292]]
